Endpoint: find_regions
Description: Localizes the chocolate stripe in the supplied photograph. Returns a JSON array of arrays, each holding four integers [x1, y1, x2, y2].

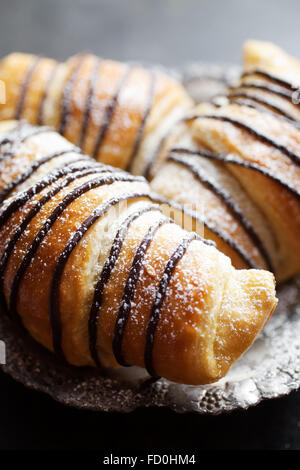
[[0, 123, 52, 161], [0, 162, 99, 315], [112, 217, 171, 367], [79, 57, 102, 148], [126, 72, 156, 172], [92, 66, 131, 159], [143, 116, 186, 180], [228, 92, 299, 123], [235, 83, 292, 101], [241, 70, 295, 90], [0, 160, 96, 230], [172, 147, 300, 200], [37, 62, 60, 125], [0, 148, 79, 204], [51, 194, 156, 360], [196, 114, 300, 166], [89, 203, 161, 368], [144, 233, 197, 378], [8, 172, 140, 319], [0, 167, 103, 298], [149, 192, 256, 268], [15, 56, 42, 120], [59, 53, 87, 135], [167, 152, 273, 270]]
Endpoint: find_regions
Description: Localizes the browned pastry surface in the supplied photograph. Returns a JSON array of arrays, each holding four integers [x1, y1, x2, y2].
[[0, 53, 192, 176], [0, 120, 276, 385], [151, 41, 300, 282], [0, 42, 297, 283]]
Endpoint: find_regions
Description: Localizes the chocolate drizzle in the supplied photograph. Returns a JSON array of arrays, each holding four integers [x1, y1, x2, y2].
[[227, 92, 299, 124], [126, 72, 156, 172], [88, 203, 161, 368], [37, 62, 60, 125], [92, 66, 132, 160], [15, 56, 42, 120], [0, 122, 52, 162], [233, 83, 293, 101], [241, 69, 295, 91], [167, 151, 273, 270], [172, 147, 300, 200], [149, 192, 257, 268], [112, 217, 170, 367], [0, 161, 99, 315], [59, 54, 87, 135], [51, 196, 159, 361], [8, 172, 140, 319], [79, 57, 102, 148], [0, 160, 97, 230], [0, 148, 80, 204], [196, 114, 300, 166], [143, 117, 185, 180], [144, 233, 197, 378]]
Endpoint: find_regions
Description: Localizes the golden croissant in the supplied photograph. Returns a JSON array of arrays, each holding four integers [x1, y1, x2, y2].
[[0, 41, 298, 282], [0, 120, 276, 385]]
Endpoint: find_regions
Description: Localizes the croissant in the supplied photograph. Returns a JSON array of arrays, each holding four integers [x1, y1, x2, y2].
[[0, 52, 192, 176], [0, 43, 298, 282], [0, 120, 276, 385], [151, 41, 300, 282]]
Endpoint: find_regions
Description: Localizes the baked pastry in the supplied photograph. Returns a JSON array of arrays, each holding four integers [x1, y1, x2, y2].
[[0, 52, 192, 176], [0, 43, 298, 282], [0, 120, 276, 385], [151, 41, 300, 282]]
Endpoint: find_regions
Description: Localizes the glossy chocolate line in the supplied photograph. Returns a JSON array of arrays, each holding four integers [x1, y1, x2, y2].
[[59, 53, 87, 135], [172, 147, 300, 200], [8, 172, 140, 319], [241, 70, 295, 90], [149, 192, 257, 268], [197, 114, 300, 166], [0, 122, 50, 150], [15, 56, 42, 120], [167, 152, 273, 270], [0, 123, 52, 162], [143, 130, 168, 180], [37, 62, 60, 125], [113, 217, 171, 367], [230, 99, 300, 131], [143, 116, 185, 180], [89, 203, 161, 368], [126, 72, 156, 172], [0, 160, 98, 230], [0, 148, 78, 204], [228, 92, 298, 123], [79, 57, 102, 148], [144, 233, 197, 378], [50, 192, 155, 360], [0, 161, 99, 316], [235, 83, 292, 101], [0, 167, 103, 305], [92, 66, 131, 159]]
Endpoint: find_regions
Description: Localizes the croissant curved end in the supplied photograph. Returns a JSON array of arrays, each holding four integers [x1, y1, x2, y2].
[[211, 268, 277, 384]]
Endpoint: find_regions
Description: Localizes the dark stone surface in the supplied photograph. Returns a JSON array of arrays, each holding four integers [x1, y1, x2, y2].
[[0, 0, 300, 450]]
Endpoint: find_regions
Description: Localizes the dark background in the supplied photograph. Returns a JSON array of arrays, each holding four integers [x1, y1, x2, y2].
[[0, 0, 300, 451]]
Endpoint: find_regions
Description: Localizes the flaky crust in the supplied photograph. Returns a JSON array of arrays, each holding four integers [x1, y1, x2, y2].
[[151, 41, 300, 282], [0, 120, 276, 385], [1, 43, 297, 283], [0, 52, 192, 175]]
